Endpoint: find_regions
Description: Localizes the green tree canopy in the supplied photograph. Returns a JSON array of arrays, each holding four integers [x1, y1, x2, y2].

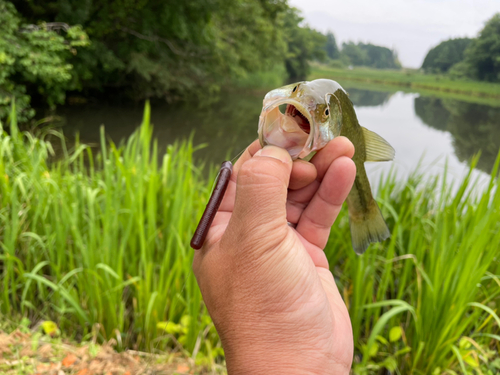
[[421, 38, 472, 73], [282, 7, 326, 81], [358, 43, 401, 69], [11, 0, 289, 102], [0, 0, 89, 121], [341, 42, 368, 66], [462, 13, 500, 82], [324, 31, 340, 59], [340, 42, 400, 69]]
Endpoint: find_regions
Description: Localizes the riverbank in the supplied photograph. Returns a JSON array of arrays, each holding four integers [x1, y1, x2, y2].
[[310, 64, 500, 106]]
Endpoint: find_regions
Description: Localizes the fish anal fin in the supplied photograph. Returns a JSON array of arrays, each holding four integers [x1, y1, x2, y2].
[[362, 127, 395, 162], [348, 199, 390, 255]]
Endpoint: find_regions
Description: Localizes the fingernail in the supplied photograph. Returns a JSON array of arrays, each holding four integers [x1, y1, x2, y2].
[[255, 146, 291, 163]]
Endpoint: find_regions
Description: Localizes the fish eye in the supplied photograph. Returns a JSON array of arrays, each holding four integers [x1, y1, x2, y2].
[[324, 108, 330, 116], [292, 86, 298, 93]]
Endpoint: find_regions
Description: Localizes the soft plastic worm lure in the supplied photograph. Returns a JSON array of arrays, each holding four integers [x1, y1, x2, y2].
[[190, 161, 233, 250]]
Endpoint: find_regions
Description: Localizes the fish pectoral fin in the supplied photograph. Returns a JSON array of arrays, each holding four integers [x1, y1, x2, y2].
[[362, 127, 395, 162]]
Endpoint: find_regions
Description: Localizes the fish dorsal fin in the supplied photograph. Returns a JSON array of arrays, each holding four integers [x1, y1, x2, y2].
[[362, 127, 395, 162]]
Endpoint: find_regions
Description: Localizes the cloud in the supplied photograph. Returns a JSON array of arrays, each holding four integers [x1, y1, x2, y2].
[[289, 0, 499, 67]]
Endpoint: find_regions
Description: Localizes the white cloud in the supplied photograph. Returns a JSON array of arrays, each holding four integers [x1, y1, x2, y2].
[[288, 0, 500, 67]]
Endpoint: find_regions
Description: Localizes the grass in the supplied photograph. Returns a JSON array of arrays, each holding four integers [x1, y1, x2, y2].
[[327, 162, 500, 373], [311, 64, 500, 107], [0, 102, 219, 364], [1, 102, 500, 374]]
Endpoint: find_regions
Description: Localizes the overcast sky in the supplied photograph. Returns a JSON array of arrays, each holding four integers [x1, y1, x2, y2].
[[288, 0, 500, 68]]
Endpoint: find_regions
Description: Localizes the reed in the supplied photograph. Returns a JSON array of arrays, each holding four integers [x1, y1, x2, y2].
[[326, 161, 500, 373], [0, 101, 218, 360], [1, 102, 499, 372]]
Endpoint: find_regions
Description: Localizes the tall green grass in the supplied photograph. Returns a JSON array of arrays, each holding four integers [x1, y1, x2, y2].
[[1, 102, 499, 373], [327, 163, 500, 373], [0, 102, 218, 360]]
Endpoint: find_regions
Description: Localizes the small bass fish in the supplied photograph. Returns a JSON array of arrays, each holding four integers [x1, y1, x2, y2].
[[258, 79, 395, 254]]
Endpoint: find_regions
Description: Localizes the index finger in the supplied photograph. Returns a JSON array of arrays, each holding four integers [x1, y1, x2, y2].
[[311, 136, 355, 181]]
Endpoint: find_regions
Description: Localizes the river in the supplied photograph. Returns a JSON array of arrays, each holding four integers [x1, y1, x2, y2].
[[54, 85, 500, 186]]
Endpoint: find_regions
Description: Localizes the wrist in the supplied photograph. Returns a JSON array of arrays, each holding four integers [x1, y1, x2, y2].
[[218, 318, 351, 374]]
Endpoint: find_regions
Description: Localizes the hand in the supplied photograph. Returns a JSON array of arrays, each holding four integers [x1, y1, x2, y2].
[[193, 137, 356, 374]]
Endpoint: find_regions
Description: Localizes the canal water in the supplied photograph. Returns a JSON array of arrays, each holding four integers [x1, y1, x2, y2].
[[55, 86, 500, 186]]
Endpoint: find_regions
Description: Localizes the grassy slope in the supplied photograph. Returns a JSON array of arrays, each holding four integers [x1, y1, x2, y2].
[[1, 103, 500, 373], [310, 64, 500, 106]]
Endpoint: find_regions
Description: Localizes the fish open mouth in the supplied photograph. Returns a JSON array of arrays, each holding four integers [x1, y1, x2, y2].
[[258, 99, 314, 159], [284, 104, 311, 134]]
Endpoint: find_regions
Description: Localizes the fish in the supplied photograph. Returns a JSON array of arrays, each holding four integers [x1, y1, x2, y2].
[[257, 79, 395, 254]]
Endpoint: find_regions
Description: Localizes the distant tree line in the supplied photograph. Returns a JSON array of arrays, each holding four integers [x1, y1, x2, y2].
[[322, 32, 401, 70], [421, 13, 500, 82]]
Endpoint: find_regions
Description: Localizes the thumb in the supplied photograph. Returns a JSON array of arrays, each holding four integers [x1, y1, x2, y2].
[[229, 145, 292, 240]]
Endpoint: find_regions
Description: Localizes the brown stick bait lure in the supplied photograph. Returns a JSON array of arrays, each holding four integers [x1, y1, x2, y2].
[[190, 161, 233, 250]]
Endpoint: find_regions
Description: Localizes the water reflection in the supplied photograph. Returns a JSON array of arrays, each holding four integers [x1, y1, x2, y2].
[[55, 90, 265, 166], [414, 97, 500, 174], [53, 87, 499, 181], [347, 88, 393, 107]]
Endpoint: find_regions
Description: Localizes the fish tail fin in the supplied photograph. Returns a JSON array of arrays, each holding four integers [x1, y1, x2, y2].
[[348, 198, 390, 255]]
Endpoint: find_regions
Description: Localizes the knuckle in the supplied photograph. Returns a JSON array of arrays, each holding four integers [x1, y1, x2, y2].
[[238, 158, 287, 189]]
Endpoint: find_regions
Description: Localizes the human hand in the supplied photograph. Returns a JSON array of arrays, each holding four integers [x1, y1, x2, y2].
[[192, 137, 356, 374]]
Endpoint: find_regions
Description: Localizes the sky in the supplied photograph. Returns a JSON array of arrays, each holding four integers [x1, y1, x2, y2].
[[288, 0, 500, 68]]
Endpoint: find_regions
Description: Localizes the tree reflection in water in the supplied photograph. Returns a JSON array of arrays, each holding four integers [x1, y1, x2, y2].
[[346, 88, 393, 107], [415, 96, 500, 174]]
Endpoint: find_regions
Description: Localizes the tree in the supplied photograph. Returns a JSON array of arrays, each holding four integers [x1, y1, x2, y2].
[[282, 7, 326, 81], [324, 32, 340, 59], [341, 42, 368, 66], [340, 42, 400, 69], [421, 38, 472, 73], [0, 0, 89, 122], [358, 43, 401, 69], [11, 0, 289, 102], [462, 13, 500, 82]]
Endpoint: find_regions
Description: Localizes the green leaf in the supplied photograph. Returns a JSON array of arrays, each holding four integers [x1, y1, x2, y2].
[[157, 321, 182, 334], [362, 302, 416, 364], [395, 346, 412, 356], [459, 337, 471, 349], [389, 326, 403, 342], [376, 335, 389, 346], [369, 342, 379, 358], [382, 357, 397, 371], [180, 315, 192, 327], [491, 358, 500, 369], [451, 345, 468, 375], [463, 354, 479, 368], [41, 320, 58, 336]]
